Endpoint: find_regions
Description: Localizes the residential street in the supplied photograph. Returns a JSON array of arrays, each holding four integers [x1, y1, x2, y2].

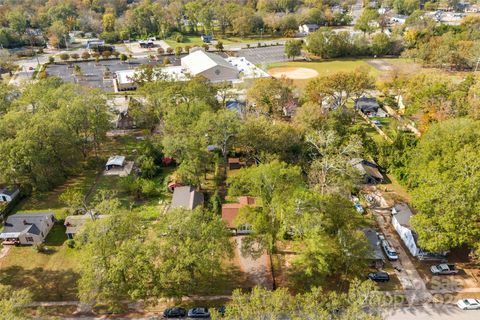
[[385, 305, 480, 320]]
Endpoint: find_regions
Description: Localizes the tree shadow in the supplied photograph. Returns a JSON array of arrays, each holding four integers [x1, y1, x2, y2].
[[0, 266, 80, 301]]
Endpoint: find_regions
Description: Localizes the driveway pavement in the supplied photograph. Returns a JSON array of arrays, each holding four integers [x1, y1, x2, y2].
[[385, 305, 480, 320], [368, 193, 433, 305], [234, 236, 273, 289], [237, 45, 287, 65]]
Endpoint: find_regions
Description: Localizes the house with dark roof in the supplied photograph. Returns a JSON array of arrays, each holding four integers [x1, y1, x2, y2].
[[351, 159, 384, 184], [222, 196, 256, 235], [0, 187, 20, 203], [0, 213, 55, 245], [171, 186, 204, 210], [355, 97, 380, 116], [298, 24, 320, 34], [362, 228, 385, 268]]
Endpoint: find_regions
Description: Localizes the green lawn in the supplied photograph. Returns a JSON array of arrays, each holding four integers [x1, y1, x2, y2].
[[165, 35, 287, 49], [0, 225, 81, 301]]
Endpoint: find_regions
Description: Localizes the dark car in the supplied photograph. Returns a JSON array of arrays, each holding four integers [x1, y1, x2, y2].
[[187, 307, 210, 318], [368, 271, 390, 282], [163, 307, 187, 318]]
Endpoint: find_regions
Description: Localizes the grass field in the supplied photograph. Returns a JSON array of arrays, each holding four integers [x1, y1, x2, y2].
[[0, 225, 81, 301], [267, 59, 381, 88], [165, 35, 286, 49]]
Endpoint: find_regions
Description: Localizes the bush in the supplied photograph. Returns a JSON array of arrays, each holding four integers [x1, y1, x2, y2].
[[175, 33, 184, 43], [71, 53, 79, 60], [163, 57, 171, 65], [166, 47, 173, 54], [59, 53, 70, 61], [81, 51, 91, 60], [100, 31, 120, 44], [48, 56, 55, 64], [120, 53, 128, 62], [185, 45, 191, 53], [175, 46, 182, 56], [32, 243, 46, 253], [157, 47, 165, 54], [66, 239, 75, 248]]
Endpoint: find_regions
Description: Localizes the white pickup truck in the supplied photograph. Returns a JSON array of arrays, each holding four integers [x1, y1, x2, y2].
[[430, 263, 459, 275]]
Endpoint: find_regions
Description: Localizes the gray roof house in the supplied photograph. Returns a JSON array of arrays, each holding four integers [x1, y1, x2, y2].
[[351, 159, 384, 184], [0, 187, 20, 203], [64, 212, 107, 239], [355, 97, 380, 115], [171, 186, 204, 210], [0, 212, 55, 245], [362, 228, 385, 268], [106, 155, 126, 170]]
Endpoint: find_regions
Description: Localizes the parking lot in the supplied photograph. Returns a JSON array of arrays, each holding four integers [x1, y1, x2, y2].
[[237, 45, 287, 65], [45, 56, 183, 92]]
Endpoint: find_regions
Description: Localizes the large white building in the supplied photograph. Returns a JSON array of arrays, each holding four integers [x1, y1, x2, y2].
[[114, 49, 269, 92]]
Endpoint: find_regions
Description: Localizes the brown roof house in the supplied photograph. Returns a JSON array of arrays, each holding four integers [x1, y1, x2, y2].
[[222, 196, 256, 235]]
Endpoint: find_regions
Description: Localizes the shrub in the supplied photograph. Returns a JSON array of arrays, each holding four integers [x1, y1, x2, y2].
[[32, 243, 46, 253], [175, 33, 184, 43], [71, 53, 79, 60], [185, 45, 191, 53], [157, 47, 165, 54], [81, 51, 90, 60], [163, 57, 171, 65], [102, 50, 112, 59], [112, 51, 120, 58], [59, 53, 70, 61], [48, 56, 55, 64], [66, 239, 75, 248], [120, 53, 127, 62], [175, 46, 182, 56], [166, 47, 173, 54]]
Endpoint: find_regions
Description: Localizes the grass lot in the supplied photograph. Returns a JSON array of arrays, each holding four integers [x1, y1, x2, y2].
[[0, 225, 81, 301], [165, 35, 286, 49]]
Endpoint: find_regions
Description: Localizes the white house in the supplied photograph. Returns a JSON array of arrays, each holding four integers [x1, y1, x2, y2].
[[391, 203, 445, 259], [0, 187, 20, 203], [181, 49, 239, 82], [298, 24, 320, 34], [0, 213, 55, 245]]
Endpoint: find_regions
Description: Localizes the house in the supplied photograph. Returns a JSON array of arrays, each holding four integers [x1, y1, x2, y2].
[[298, 24, 320, 34], [64, 213, 106, 239], [391, 203, 445, 259], [390, 14, 408, 24], [115, 110, 135, 129], [0, 187, 20, 203], [355, 97, 380, 116], [222, 196, 256, 235], [106, 155, 126, 171], [362, 228, 385, 268], [351, 159, 384, 184], [0, 213, 55, 245], [181, 49, 239, 82], [228, 158, 244, 170], [171, 186, 204, 210]]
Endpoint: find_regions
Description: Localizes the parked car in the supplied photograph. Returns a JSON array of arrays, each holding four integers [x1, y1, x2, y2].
[[378, 234, 398, 261], [457, 298, 480, 310], [163, 307, 187, 318], [354, 203, 364, 214], [368, 271, 390, 282], [187, 307, 210, 318], [430, 263, 459, 275]]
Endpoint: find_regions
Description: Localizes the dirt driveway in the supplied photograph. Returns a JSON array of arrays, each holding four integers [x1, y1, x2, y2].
[[233, 236, 273, 289]]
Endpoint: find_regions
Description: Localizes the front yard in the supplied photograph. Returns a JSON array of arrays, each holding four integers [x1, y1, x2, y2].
[[0, 225, 81, 301]]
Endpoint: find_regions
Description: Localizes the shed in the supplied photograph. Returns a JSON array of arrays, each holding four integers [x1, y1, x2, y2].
[[106, 155, 125, 170], [0, 187, 20, 203], [171, 186, 204, 210]]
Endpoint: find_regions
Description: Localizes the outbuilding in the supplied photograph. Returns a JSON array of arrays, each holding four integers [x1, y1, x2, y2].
[[0, 187, 20, 203]]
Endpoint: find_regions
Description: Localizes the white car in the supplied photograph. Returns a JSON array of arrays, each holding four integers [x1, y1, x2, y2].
[[378, 234, 398, 260], [457, 298, 480, 310]]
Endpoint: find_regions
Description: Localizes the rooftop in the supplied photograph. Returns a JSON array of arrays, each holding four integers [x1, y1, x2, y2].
[[181, 49, 237, 76], [106, 155, 125, 167], [171, 186, 204, 210], [0, 213, 54, 238]]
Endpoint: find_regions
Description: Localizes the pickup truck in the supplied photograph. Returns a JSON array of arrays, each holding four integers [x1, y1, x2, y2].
[[430, 263, 459, 275]]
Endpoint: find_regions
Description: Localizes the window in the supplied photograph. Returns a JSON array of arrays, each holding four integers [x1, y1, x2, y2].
[[26, 237, 34, 242]]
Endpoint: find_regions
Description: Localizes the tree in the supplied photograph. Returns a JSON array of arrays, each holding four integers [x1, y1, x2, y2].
[[197, 109, 241, 176], [371, 33, 393, 56], [213, 280, 382, 320], [306, 129, 363, 195], [355, 8, 379, 35], [407, 118, 480, 255], [0, 284, 32, 320], [306, 30, 352, 59], [81, 51, 91, 60], [175, 46, 182, 57], [285, 39, 302, 60], [215, 41, 224, 52], [119, 53, 127, 63], [48, 21, 68, 48], [304, 68, 374, 110], [71, 53, 80, 61], [59, 53, 70, 62], [102, 13, 116, 32], [246, 77, 294, 118]]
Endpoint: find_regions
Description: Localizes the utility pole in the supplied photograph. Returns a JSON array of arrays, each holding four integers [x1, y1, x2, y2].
[[475, 57, 480, 72]]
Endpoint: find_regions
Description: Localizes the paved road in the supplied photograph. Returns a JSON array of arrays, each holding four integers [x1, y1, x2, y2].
[[385, 305, 480, 320]]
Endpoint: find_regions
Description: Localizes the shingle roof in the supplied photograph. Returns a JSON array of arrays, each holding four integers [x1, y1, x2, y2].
[[392, 203, 413, 227], [0, 213, 54, 236], [106, 155, 125, 167], [0, 187, 19, 197], [171, 186, 204, 210], [351, 159, 383, 180], [362, 228, 384, 261], [222, 197, 256, 228]]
